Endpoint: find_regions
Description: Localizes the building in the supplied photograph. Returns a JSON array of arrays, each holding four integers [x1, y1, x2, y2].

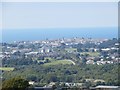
[[95, 86, 119, 90], [29, 81, 35, 85]]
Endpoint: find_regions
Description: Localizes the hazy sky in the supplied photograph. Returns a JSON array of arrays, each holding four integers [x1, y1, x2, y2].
[[2, 2, 118, 29]]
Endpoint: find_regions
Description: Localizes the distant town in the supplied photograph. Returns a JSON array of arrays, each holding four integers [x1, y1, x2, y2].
[[0, 37, 119, 90], [1, 37, 119, 65]]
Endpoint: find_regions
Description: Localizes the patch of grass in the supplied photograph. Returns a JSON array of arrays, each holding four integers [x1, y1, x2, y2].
[[65, 48, 77, 52], [0, 67, 14, 71], [43, 60, 73, 66], [80, 52, 100, 57]]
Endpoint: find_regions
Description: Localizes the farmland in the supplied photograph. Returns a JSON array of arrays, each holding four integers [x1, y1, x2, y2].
[[80, 52, 100, 57], [0, 67, 14, 71], [43, 59, 74, 66]]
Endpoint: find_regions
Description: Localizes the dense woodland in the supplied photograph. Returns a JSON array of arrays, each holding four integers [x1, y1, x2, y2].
[[2, 64, 119, 87]]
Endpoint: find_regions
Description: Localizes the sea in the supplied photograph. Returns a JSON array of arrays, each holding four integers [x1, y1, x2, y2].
[[2, 27, 118, 43]]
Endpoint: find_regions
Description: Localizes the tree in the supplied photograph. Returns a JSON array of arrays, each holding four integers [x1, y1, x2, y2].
[[82, 57, 87, 64], [2, 77, 29, 90]]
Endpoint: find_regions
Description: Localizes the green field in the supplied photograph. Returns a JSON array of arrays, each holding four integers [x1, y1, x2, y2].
[[0, 67, 14, 71], [43, 60, 73, 66], [80, 52, 100, 57], [65, 48, 77, 52]]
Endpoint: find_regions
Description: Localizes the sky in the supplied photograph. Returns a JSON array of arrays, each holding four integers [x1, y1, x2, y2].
[[2, 2, 118, 29], [1, 2, 118, 42], [1, 0, 119, 2]]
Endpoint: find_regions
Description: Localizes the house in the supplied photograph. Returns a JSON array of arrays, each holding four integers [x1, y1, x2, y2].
[[65, 83, 76, 87], [25, 52, 38, 55], [29, 81, 35, 85], [95, 85, 119, 90], [101, 48, 110, 51], [86, 60, 95, 65], [94, 79, 105, 83]]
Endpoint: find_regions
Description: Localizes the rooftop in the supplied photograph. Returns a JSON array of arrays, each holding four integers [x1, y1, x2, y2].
[[96, 86, 120, 89]]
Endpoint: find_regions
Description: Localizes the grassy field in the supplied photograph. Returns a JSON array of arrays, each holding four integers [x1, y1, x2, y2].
[[43, 59, 73, 66], [0, 67, 14, 71], [65, 48, 77, 52], [80, 52, 100, 57]]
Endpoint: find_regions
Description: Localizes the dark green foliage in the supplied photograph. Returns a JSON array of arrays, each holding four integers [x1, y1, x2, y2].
[[2, 64, 118, 86], [2, 77, 29, 90]]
